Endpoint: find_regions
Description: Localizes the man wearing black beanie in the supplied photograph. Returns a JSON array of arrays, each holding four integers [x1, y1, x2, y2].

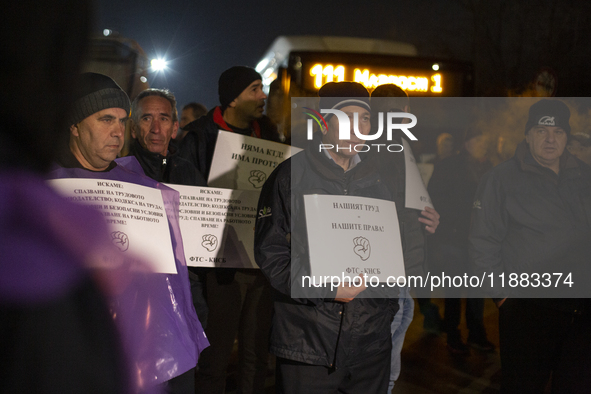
[[470, 99, 591, 392], [179, 66, 281, 394], [58, 72, 130, 170], [180, 65, 281, 180]]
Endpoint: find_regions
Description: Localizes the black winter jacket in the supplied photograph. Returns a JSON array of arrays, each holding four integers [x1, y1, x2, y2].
[[255, 133, 416, 368], [128, 139, 206, 186], [470, 141, 591, 306], [128, 138, 209, 326]]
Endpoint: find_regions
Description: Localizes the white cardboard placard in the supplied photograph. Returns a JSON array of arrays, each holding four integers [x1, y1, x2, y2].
[[403, 139, 434, 210], [49, 178, 177, 274], [208, 130, 301, 190], [167, 184, 259, 268], [303, 194, 405, 282]]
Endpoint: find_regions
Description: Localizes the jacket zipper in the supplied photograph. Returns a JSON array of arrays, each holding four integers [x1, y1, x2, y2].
[[161, 158, 167, 181]]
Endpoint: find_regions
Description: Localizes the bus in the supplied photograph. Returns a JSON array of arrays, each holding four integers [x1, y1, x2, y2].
[[83, 34, 150, 100], [255, 35, 474, 142], [82, 33, 151, 155]]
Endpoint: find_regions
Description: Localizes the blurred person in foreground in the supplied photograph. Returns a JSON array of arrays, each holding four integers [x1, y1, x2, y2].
[[49, 72, 209, 393], [179, 66, 281, 394], [0, 1, 129, 392], [470, 99, 591, 392]]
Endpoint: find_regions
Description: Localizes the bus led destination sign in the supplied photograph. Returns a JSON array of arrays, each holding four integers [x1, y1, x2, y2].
[[308, 63, 443, 93]]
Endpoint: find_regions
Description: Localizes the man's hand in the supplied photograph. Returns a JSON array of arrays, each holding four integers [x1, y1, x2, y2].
[[419, 206, 440, 234], [334, 274, 367, 303]]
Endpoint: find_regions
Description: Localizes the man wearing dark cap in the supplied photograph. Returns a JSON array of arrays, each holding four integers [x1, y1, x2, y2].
[[470, 99, 591, 392], [50, 72, 209, 394], [255, 82, 400, 393], [58, 72, 130, 170], [180, 65, 280, 180], [180, 66, 279, 394]]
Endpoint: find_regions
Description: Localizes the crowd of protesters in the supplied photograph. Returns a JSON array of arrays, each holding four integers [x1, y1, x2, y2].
[[3, 2, 591, 394]]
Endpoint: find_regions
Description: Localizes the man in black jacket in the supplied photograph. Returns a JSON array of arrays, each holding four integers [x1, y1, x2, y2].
[[470, 99, 591, 393], [179, 66, 280, 394], [256, 82, 411, 393], [179, 66, 281, 180]]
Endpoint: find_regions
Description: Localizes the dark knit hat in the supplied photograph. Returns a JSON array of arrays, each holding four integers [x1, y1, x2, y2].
[[525, 99, 571, 135], [67, 72, 130, 127], [218, 66, 262, 108], [318, 82, 370, 122]]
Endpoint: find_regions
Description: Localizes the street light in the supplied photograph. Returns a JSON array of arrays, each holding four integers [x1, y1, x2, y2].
[[151, 58, 168, 72]]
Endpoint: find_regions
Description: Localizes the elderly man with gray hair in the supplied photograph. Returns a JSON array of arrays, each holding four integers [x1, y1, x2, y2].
[[129, 88, 206, 186]]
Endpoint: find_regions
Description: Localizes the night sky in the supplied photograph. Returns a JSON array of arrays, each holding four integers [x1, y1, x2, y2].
[[95, 0, 472, 109], [96, 0, 591, 110]]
